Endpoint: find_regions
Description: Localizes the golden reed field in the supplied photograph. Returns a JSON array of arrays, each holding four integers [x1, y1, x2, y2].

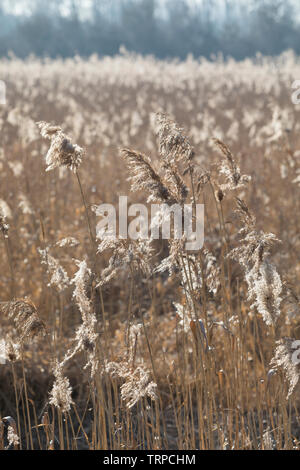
[[1, 50, 300, 450]]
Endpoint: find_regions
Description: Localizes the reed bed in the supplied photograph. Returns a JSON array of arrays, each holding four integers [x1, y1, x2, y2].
[[1, 51, 300, 449]]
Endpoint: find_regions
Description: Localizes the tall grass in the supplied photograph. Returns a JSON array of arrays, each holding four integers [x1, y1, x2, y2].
[[1, 52, 300, 450]]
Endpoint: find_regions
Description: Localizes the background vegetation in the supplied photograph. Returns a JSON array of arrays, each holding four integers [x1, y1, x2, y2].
[[1, 0, 300, 60]]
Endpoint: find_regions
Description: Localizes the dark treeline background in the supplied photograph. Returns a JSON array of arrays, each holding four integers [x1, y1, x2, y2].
[[0, 0, 299, 60]]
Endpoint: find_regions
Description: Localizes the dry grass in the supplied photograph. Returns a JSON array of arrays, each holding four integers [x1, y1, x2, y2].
[[1, 51, 300, 450]]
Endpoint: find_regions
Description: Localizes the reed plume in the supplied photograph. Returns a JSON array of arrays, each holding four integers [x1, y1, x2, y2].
[[121, 148, 177, 204], [270, 338, 300, 398], [1, 299, 46, 342], [37, 121, 85, 172]]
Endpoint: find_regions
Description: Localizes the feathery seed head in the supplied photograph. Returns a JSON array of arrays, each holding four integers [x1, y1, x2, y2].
[[49, 363, 73, 413], [37, 121, 84, 172], [156, 112, 194, 164], [2, 299, 46, 342], [121, 148, 177, 204], [270, 338, 300, 398]]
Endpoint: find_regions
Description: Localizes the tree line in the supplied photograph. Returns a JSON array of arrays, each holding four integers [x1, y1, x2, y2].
[[0, 0, 299, 60]]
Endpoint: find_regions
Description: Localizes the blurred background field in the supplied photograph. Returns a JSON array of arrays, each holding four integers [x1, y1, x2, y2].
[[1, 0, 300, 451]]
